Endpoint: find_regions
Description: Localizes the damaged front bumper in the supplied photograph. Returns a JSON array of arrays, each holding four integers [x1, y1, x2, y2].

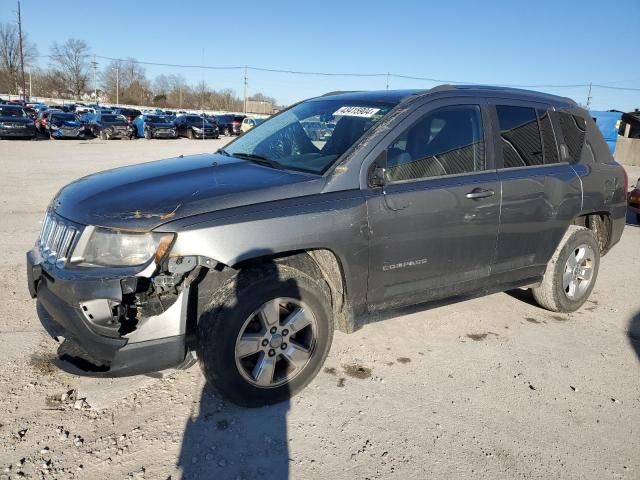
[[26, 246, 193, 376]]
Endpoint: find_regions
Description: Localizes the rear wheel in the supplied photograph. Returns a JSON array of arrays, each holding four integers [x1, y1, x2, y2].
[[197, 265, 334, 407], [222, 127, 230, 136], [532, 226, 600, 312], [187, 128, 194, 139]]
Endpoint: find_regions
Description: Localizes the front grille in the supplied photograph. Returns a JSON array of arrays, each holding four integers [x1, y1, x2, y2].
[[39, 212, 81, 266]]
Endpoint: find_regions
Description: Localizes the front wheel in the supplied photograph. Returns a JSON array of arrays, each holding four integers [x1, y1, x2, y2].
[[144, 129, 152, 140], [197, 265, 334, 407], [532, 226, 600, 312]]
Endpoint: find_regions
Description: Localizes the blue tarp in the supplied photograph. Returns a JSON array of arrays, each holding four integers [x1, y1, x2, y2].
[[590, 110, 622, 154]]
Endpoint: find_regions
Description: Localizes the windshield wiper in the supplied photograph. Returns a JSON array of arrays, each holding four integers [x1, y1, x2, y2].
[[217, 148, 231, 156], [231, 152, 283, 169]]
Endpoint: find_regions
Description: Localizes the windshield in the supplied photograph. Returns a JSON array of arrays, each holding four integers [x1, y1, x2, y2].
[[0, 107, 26, 117], [52, 113, 77, 123], [223, 99, 394, 174], [186, 115, 210, 125], [146, 115, 169, 123], [102, 114, 125, 123]]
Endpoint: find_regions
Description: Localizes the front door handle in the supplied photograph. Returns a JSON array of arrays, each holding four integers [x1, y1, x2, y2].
[[465, 188, 495, 200]]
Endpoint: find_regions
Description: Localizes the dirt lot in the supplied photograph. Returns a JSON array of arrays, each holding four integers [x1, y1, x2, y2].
[[0, 138, 638, 480]]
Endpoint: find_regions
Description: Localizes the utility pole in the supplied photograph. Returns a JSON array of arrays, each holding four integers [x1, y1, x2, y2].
[[386, 72, 390, 90], [91, 54, 98, 103], [586, 82, 592, 109], [243, 65, 248, 114], [115, 64, 119, 105], [16, 1, 27, 102], [28, 70, 31, 97]]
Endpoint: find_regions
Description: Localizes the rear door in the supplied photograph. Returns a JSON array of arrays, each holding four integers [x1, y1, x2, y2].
[[489, 101, 581, 283], [366, 98, 501, 308]]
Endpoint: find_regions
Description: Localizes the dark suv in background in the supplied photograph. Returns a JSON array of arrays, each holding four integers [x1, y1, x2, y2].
[[174, 115, 219, 139], [27, 86, 626, 407], [0, 104, 36, 139], [215, 114, 245, 135]]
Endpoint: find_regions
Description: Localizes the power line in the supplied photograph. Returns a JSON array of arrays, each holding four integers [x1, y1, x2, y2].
[[31, 54, 640, 93]]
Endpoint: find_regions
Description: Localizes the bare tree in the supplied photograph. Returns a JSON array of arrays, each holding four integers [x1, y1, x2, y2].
[[101, 58, 150, 104], [0, 22, 37, 95], [49, 39, 90, 99]]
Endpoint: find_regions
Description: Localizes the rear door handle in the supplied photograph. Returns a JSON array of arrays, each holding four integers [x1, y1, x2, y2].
[[465, 188, 495, 200]]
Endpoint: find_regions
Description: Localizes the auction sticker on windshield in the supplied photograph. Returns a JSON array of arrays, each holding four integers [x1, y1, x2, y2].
[[333, 106, 381, 118]]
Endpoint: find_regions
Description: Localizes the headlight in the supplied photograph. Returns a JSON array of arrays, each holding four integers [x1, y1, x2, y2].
[[50, 124, 60, 130], [192, 126, 202, 131], [81, 228, 174, 267]]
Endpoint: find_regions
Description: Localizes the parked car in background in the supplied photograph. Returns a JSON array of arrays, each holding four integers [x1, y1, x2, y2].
[[215, 114, 245, 136], [175, 115, 219, 139], [0, 104, 37, 139], [94, 113, 133, 140], [240, 117, 264, 133], [132, 114, 177, 139], [77, 112, 99, 137], [628, 178, 640, 222], [46, 111, 85, 139], [35, 109, 61, 134], [114, 108, 142, 124]]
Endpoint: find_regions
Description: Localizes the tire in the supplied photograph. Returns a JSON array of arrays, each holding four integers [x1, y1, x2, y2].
[[197, 265, 334, 407], [187, 128, 194, 139], [532, 225, 600, 312], [144, 129, 152, 140], [222, 127, 230, 136], [100, 130, 107, 140]]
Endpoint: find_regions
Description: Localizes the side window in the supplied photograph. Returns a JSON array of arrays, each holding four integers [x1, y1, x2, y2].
[[385, 105, 485, 182], [496, 105, 543, 168], [554, 111, 586, 161], [537, 109, 559, 164]]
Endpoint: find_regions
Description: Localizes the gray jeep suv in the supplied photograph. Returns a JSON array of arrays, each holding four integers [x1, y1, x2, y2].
[[26, 85, 627, 407]]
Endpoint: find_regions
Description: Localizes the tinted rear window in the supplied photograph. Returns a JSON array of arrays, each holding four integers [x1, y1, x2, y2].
[[554, 112, 586, 161], [496, 105, 543, 168]]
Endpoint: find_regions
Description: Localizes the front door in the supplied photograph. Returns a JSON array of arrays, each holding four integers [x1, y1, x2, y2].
[[366, 101, 500, 309]]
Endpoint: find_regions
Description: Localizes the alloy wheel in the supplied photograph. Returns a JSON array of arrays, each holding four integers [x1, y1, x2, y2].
[[234, 298, 317, 388]]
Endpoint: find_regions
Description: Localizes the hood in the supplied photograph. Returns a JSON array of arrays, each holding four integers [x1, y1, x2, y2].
[[52, 153, 325, 230], [0, 116, 32, 124], [147, 121, 174, 128]]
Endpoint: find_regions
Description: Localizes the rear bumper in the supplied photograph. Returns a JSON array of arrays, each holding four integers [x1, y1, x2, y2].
[[27, 247, 189, 376], [0, 126, 35, 137]]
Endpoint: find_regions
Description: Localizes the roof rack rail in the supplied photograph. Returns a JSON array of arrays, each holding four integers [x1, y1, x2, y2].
[[321, 91, 361, 97]]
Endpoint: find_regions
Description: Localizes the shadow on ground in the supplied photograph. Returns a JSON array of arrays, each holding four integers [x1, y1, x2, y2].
[[178, 390, 290, 479], [178, 260, 293, 479], [628, 312, 640, 363]]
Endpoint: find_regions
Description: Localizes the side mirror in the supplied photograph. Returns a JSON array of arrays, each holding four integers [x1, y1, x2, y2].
[[369, 166, 386, 188], [368, 149, 387, 188]]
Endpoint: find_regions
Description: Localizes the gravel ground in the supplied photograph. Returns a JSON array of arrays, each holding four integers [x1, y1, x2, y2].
[[0, 138, 639, 480]]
